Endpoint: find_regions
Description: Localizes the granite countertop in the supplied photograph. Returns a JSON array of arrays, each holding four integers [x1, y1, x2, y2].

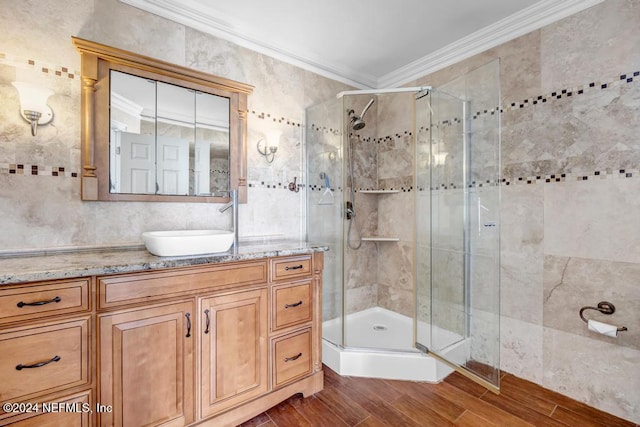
[[0, 240, 328, 285]]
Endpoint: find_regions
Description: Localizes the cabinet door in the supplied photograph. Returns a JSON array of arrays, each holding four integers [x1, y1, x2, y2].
[[199, 288, 267, 419], [99, 301, 194, 427]]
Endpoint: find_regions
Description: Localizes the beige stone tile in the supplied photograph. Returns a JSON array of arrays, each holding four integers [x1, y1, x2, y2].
[[1, 0, 93, 68], [345, 284, 377, 315], [344, 242, 377, 290], [500, 184, 544, 324], [500, 316, 543, 383], [93, 0, 186, 65], [0, 175, 94, 249], [303, 69, 353, 110], [468, 307, 500, 377], [241, 186, 303, 240], [543, 178, 640, 264], [185, 27, 249, 85], [543, 255, 639, 350], [377, 284, 414, 318], [540, 0, 640, 92], [376, 92, 414, 138], [377, 241, 414, 292], [543, 327, 640, 423]]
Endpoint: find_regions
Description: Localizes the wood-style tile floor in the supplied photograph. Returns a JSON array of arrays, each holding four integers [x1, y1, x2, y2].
[[240, 365, 637, 427]]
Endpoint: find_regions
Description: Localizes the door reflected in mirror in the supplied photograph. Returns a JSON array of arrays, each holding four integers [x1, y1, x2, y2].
[[110, 70, 230, 196]]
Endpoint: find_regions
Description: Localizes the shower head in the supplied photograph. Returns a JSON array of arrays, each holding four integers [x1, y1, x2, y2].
[[347, 98, 375, 131], [351, 117, 366, 131]]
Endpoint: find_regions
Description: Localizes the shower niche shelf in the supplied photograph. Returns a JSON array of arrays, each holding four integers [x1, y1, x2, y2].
[[361, 237, 400, 242], [358, 190, 399, 194]]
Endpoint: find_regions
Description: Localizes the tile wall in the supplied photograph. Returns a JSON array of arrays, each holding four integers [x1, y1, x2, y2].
[[409, 0, 639, 422], [0, 0, 637, 423], [0, 0, 351, 252], [309, 0, 639, 422]]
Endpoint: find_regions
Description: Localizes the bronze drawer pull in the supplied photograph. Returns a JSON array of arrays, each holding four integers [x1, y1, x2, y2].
[[185, 313, 192, 338], [204, 309, 210, 334], [284, 265, 303, 271], [285, 301, 303, 309], [16, 355, 61, 371], [17, 296, 61, 308], [284, 353, 302, 362]]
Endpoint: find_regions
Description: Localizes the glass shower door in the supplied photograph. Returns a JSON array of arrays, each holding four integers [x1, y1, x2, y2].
[[415, 59, 501, 390], [306, 97, 344, 348]]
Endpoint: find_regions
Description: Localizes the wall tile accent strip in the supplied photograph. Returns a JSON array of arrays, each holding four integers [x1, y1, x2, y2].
[[248, 110, 302, 128], [1, 164, 79, 177], [415, 168, 637, 191], [248, 181, 305, 190], [0, 53, 78, 79], [498, 70, 639, 114]]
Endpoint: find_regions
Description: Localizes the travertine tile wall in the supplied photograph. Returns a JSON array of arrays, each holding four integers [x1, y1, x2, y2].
[[1, 0, 638, 423], [409, 1, 639, 422], [0, 0, 351, 251]]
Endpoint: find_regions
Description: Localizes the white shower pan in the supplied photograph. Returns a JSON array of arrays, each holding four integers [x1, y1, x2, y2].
[[322, 307, 467, 382]]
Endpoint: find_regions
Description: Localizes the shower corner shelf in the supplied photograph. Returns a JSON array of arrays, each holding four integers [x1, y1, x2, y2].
[[358, 189, 400, 194], [361, 236, 400, 242]]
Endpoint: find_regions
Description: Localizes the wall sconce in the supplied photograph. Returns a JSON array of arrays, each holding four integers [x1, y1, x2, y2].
[[257, 130, 282, 163], [11, 82, 54, 136]]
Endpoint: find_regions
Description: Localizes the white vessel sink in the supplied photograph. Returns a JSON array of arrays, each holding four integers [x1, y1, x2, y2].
[[142, 230, 234, 256]]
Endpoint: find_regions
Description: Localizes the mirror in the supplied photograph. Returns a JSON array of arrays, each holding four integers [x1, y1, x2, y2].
[[110, 71, 230, 196], [72, 37, 253, 203]]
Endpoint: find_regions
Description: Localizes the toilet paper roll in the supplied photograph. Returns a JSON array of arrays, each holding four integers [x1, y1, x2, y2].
[[587, 319, 618, 337]]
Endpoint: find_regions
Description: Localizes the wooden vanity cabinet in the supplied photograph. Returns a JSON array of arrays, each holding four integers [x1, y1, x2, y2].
[[97, 252, 323, 427], [98, 301, 195, 427], [0, 251, 323, 427], [198, 288, 268, 419], [0, 278, 93, 427]]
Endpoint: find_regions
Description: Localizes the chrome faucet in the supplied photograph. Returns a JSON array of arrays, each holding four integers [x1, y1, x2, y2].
[[219, 189, 238, 253]]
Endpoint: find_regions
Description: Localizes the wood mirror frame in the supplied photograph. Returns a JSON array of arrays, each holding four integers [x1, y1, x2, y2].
[[72, 37, 253, 203]]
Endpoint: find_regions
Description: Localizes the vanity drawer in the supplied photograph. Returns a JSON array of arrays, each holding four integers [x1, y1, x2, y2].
[[0, 279, 90, 325], [272, 328, 312, 388], [0, 390, 91, 426], [0, 317, 90, 403], [99, 260, 268, 308], [272, 281, 312, 331], [271, 256, 312, 281]]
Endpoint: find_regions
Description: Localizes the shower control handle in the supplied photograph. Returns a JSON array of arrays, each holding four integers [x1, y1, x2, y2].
[[346, 201, 355, 220]]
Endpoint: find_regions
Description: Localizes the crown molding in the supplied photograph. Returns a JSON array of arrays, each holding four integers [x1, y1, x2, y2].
[[121, 0, 603, 90], [378, 0, 604, 88], [119, 0, 375, 89]]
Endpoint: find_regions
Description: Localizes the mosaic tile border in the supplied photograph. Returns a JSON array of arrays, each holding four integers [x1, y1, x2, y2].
[[1, 164, 79, 177], [307, 185, 414, 193], [247, 167, 638, 193], [248, 110, 302, 128], [499, 71, 639, 114], [310, 69, 640, 137], [0, 53, 78, 80], [247, 181, 304, 190], [415, 168, 637, 191]]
